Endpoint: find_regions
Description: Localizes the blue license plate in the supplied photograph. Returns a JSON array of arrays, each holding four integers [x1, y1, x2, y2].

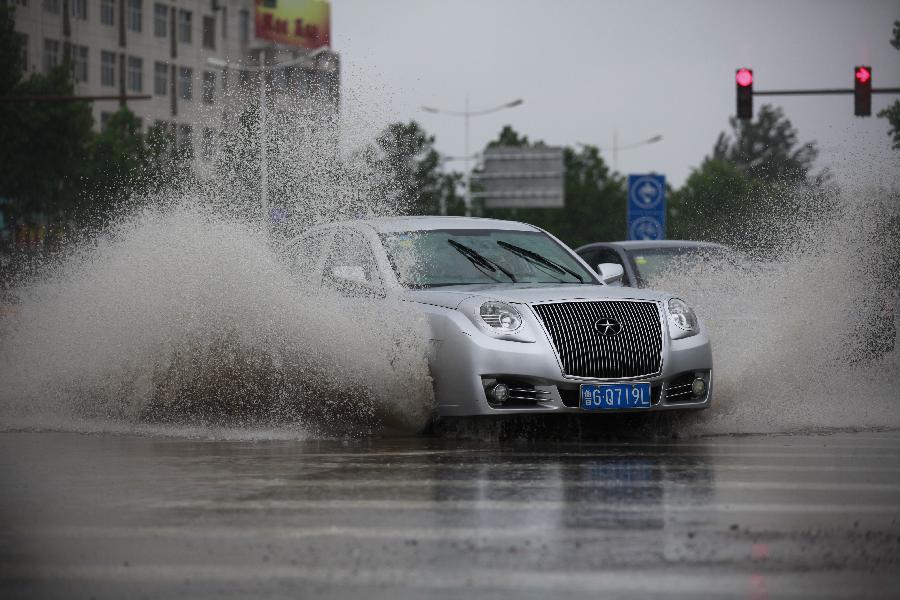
[[580, 383, 652, 410]]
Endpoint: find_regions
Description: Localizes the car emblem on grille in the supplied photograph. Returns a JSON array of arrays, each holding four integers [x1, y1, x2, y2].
[[593, 317, 622, 337]]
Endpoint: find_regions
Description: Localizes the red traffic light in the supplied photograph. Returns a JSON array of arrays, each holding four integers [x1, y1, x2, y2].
[[854, 65, 872, 116], [736, 68, 753, 87]]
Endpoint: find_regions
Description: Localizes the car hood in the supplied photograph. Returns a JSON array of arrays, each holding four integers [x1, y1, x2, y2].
[[402, 283, 670, 310]]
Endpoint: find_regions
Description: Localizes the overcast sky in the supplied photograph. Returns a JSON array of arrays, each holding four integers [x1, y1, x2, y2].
[[332, 0, 900, 187]]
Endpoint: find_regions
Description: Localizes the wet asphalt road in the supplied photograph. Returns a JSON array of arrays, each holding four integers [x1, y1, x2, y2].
[[1, 430, 900, 599]]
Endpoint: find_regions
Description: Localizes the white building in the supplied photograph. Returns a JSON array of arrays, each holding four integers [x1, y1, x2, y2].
[[10, 0, 339, 157]]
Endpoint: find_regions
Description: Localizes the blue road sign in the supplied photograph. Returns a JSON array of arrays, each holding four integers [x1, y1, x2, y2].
[[627, 174, 666, 240]]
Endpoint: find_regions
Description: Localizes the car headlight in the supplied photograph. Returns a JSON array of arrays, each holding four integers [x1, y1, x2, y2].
[[479, 300, 523, 332], [667, 297, 699, 339]]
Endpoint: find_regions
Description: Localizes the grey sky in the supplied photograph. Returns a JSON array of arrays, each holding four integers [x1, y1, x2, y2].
[[333, 0, 900, 187]]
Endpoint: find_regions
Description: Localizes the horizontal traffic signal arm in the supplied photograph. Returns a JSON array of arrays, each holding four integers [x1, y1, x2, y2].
[[752, 88, 900, 96]]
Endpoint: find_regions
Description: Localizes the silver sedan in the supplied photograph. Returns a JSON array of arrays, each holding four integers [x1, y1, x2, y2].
[[288, 216, 712, 417]]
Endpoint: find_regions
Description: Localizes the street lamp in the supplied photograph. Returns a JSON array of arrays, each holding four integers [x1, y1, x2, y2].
[[589, 132, 663, 172], [420, 97, 523, 216], [207, 47, 332, 232]]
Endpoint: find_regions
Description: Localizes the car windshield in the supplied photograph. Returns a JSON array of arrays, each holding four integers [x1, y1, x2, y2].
[[627, 246, 728, 282], [380, 229, 596, 288]]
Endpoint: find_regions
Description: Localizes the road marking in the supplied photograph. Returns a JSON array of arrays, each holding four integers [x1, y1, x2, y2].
[[1, 563, 896, 597], [18, 521, 900, 542], [253, 460, 900, 473], [192, 477, 900, 493], [156, 498, 900, 514]]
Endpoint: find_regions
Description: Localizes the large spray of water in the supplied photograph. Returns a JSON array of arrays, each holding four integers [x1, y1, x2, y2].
[[653, 179, 900, 435], [0, 73, 897, 438], [0, 75, 434, 437]]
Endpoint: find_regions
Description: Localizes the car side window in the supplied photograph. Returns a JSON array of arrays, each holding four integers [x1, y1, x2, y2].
[[594, 248, 624, 269], [587, 248, 632, 287], [290, 231, 331, 282], [322, 230, 383, 297]]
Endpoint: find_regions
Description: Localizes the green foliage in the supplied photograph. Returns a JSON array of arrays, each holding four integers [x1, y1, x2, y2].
[[0, 14, 182, 228], [671, 105, 833, 247], [480, 126, 627, 248], [0, 64, 94, 218], [712, 105, 822, 184], [0, 4, 23, 94], [375, 121, 460, 216], [75, 110, 184, 226], [877, 20, 900, 150], [488, 125, 532, 149], [668, 158, 768, 243]]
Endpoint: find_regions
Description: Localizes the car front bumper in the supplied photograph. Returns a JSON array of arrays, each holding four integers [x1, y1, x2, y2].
[[423, 302, 713, 417]]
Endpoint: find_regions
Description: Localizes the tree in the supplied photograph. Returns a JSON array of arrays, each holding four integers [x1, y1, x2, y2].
[[712, 104, 823, 184], [480, 126, 627, 248], [375, 121, 460, 216], [0, 5, 93, 220], [75, 109, 184, 226], [670, 105, 831, 246], [667, 158, 768, 243], [878, 21, 900, 150]]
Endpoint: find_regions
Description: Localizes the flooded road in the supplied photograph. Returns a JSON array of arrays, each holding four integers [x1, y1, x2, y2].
[[2, 430, 899, 599]]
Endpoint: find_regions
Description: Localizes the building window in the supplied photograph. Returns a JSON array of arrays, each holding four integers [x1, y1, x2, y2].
[[202, 71, 215, 104], [42, 38, 59, 73], [127, 0, 142, 33], [69, 0, 86, 19], [43, 0, 60, 14], [202, 16, 215, 49], [100, 0, 114, 25], [153, 3, 168, 37], [177, 124, 193, 154], [127, 56, 143, 92], [154, 61, 167, 96], [201, 128, 214, 160], [178, 10, 192, 44], [72, 45, 88, 83], [100, 50, 116, 87], [239, 9, 249, 44], [178, 67, 192, 101], [101, 111, 112, 131]]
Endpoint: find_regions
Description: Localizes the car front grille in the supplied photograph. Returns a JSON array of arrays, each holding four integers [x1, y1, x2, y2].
[[531, 300, 663, 379]]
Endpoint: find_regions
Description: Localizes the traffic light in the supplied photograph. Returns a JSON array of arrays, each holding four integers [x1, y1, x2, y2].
[[854, 66, 872, 116], [736, 68, 753, 120]]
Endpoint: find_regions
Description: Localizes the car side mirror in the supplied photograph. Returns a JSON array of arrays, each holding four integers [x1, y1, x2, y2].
[[326, 265, 384, 299], [596, 263, 625, 286], [330, 265, 367, 283]]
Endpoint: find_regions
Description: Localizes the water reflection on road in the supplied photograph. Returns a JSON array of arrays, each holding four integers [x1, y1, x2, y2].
[[1, 431, 899, 599]]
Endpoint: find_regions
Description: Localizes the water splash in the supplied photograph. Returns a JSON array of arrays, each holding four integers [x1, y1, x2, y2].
[[652, 181, 900, 435], [0, 81, 434, 437], [0, 205, 433, 436]]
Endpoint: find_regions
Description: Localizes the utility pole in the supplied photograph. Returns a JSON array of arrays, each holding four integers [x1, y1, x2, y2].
[[421, 97, 524, 216]]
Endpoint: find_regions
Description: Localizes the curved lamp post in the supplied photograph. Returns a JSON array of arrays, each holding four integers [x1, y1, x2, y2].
[[420, 97, 523, 216]]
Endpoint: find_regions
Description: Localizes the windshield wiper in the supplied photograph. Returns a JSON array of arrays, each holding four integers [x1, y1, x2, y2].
[[496, 240, 584, 283], [447, 239, 517, 282]]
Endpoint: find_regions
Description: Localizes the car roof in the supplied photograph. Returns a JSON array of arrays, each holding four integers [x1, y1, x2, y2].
[[578, 240, 728, 251], [326, 216, 540, 234]]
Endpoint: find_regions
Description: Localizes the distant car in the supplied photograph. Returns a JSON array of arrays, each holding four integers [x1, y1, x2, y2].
[[574, 240, 730, 288], [286, 217, 713, 418]]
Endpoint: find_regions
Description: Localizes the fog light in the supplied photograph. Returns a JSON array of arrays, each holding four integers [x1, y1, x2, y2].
[[691, 377, 707, 397], [491, 383, 510, 403]]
